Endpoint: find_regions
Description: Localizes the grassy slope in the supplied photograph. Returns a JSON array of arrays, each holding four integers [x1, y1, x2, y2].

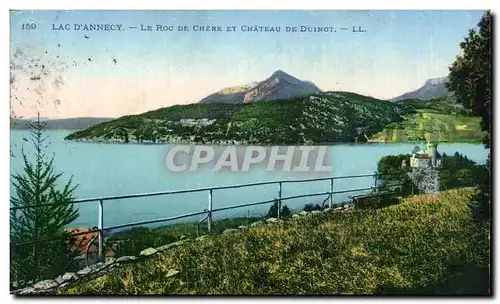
[[369, 97, 484, 142], [59, 188, 489, 295]]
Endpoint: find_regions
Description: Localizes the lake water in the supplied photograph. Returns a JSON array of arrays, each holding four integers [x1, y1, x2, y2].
[[10, 130, 489, 230]]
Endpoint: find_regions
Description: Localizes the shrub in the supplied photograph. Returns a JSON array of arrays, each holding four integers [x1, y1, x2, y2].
[[267, 199, 290, 218], [303, 203, 322, 212]]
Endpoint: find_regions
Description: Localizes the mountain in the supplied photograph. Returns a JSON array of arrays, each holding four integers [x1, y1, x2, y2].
[[65, 92, 407, 144], [11, 117, 115, 130], [199, 70, 321, 104], [391, 77, 452, 101], [199, 82, 259, 104], [65, 91, 483, 145]]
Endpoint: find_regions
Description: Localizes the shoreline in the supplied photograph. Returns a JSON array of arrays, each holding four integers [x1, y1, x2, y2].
[[61, 138, 485, 146]]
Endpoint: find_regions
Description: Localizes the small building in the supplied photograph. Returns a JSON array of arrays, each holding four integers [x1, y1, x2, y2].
[[409, 142, 442, 168]]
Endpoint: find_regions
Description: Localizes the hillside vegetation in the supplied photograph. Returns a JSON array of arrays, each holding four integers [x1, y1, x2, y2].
[[65, 92, 406, 144], [369, 97, 484, 142], [58, 188, 489, 295], [65, 94, 483, 144]]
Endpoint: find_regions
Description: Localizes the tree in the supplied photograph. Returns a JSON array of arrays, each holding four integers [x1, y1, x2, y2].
[[447, 10, 492, 147], [281, 205, 291, 218], [267, 199, 290, 218], [303, 203, 322, 212], [10, 116, 79, 287]]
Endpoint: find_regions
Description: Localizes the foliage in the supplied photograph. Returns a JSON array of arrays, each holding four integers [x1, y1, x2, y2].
[[354, 194, 400, 210], [282, 205, 291, 218], [371, 96, 484, 143], [10, 117, 79, 287], [447, 10, 492, 147], [303, 203, 322, 212], [59, 188, 489, 295], [377, 154, 411, 181], [267, 200, 291, 218], [377, 151, 489, 196], [438, 152, 488, 191], [65, 92, 409, 144]]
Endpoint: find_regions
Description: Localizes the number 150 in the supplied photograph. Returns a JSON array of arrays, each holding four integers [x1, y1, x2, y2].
[[21, 23, 36, 30]]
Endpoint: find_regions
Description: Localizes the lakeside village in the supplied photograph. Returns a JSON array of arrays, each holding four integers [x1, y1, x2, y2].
[[65, 140, 442, 266]]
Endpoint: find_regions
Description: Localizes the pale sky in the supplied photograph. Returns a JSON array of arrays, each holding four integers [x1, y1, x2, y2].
[[10, 10, 485, 119]]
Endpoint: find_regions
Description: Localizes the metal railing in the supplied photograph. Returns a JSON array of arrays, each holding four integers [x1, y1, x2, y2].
[[11, 171, 400, 263]]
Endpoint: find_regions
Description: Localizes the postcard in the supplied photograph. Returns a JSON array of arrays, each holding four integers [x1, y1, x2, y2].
[[9, 10, 492, 295]]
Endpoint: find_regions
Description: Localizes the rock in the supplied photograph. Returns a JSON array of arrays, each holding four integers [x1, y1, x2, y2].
[[156, 241, 184, 252], [116, 255, 137, 263], [266, 217, 278, 223], [292, 214, 300, 219], [179, 235, 188, 240], [91, 262, 107, 273], [77, 267, 92, 276], [298, 211, 309, 216], [222, 228, 239, 235], [250, 221, 263, 227], [59, 282, 70, 289], [334, 206, 343, 211], [61, 272, 77, 282], [18, 287, 35, 295], [54, 275, 65, 285], [105, 257, 116, 265], [311, 210, 321, 215], [237, 225, 248, 230], [33, 279, 58, 290], [139, 247, 158, 257], [323, 207, 332, 212], [166, 269, 180, 278]]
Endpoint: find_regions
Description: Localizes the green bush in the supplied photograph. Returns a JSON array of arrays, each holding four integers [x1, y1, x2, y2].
[[303, 203, 322, 212], [354, 194, 400, 210], [267, 200, 290, 219]]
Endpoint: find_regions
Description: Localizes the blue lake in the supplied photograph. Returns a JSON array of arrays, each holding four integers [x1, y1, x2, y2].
[[10, 130, 489, 230]]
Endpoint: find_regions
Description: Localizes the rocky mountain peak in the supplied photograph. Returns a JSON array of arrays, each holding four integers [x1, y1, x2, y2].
[[200, 70, 320, 104]]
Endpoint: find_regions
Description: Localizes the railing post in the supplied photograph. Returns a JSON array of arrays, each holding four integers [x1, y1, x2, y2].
[[98, 199, 104, 263], [373, 172, 378, 193], [277, 182, 282, 218], [207, 189, 213, 233], [329, 178, 334, 208]]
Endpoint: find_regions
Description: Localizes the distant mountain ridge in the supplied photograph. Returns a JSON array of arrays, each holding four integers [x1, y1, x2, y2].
[[199, 70, 321, 104], [391, 76, 453, 101]]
